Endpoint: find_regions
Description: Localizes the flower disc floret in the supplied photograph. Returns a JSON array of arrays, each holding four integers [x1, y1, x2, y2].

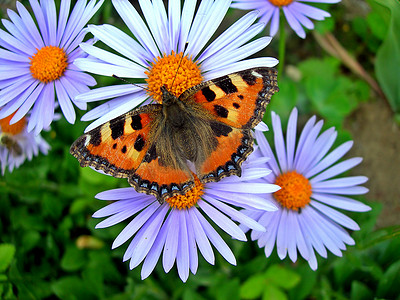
[[30, 46, 68, 83], [274, 171, 311, 210], [269, 0, 293, 6], [145, 51, 203, 103], [0, 113, 26, 135], [165, 175, 204, 209]]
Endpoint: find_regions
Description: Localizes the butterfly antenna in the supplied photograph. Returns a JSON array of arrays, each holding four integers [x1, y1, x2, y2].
[[112, 75, 154, 95], [170, 42, 189, 91]]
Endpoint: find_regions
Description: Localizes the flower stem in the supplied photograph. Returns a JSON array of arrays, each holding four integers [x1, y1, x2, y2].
[[278, 10, 286, 78]]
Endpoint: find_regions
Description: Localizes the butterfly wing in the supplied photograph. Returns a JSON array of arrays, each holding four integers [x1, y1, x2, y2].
[[185, 67, 278, 129], [70, 105, 162, 177], [179, 67, 278, 182], [70, 104, 194, 201], [128, 144, 195, 202]]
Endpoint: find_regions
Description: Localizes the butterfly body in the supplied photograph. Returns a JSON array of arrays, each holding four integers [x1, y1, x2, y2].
[[1, 134, 23, 156], [70, 67, 278, 202]]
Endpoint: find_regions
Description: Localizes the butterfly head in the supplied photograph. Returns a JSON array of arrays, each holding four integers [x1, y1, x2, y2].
[[160, 85, 179, 106]]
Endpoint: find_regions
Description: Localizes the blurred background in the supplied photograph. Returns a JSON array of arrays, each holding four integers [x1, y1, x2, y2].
[[1, 0, 399, 299]]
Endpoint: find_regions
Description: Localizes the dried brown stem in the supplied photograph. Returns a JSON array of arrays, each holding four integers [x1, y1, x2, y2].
[[313, 31, 387, 101]]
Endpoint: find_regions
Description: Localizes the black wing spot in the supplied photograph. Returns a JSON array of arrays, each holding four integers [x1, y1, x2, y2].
[[202, 86, 216, 102], [237, 95, 244, 100], [233, 102, 240, 109], [214, 105, 229, 118], [112, 143, 117, 149], [210, 121, 232, 137], [110, 118, 125, 140], [238, 70, 257, 85], [121, 145, 127, 153], [89, 128, 102, 146], [134, 134, 145, 152], [131, 114, 143, 130], [144, 145, 157, 163], [214, 76, 238, 94]]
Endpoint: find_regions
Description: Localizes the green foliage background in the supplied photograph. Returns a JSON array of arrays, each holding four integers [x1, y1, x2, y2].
[[1, 0, 400, 299]]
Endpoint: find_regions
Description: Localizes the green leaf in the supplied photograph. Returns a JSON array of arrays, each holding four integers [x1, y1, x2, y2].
[[351, 281, 373, 300], [216, 278, 240, 300], [265, 265, 301, 290], [315, 17, 335, 35], [82, 266, 104, 298], [287, 265, 317, 300], [377, 260, 400, 298], [366, 11, 389, 40], [262, 285, 287, 300], [60, 246, 86, 272], [0, 244, 16, 272], [240, 273, 266, 299], [375, 0, 400, 112], [52, 276, 96, 300], [21, 230, 41, 253], [267, 76, 298, 124], [183, 288, 208, 300], [0, 282, 15, 300]]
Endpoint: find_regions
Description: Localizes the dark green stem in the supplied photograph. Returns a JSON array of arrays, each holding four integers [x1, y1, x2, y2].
[[278, 10, 286, 79]]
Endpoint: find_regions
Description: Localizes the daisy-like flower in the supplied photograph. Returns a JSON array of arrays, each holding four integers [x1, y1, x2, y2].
[[92, 151, 279, 282], [231, 0, 341, 39], [74, 0, 278, 131], [0, 111, 49, 174], [242, 108, 370, 270], [0, 0, 104, 134]]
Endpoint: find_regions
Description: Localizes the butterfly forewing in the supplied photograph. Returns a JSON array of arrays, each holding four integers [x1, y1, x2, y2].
[[186, 67, 278, 183], [187, 67, 278, 129], [70, 105, 162, 178]]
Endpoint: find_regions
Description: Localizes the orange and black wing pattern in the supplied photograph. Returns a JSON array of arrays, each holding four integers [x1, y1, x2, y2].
[[70, 104, 194, 201], [184, 67, 278, 129], [70, 105, 162, 178], [186, 67, 278, 183]]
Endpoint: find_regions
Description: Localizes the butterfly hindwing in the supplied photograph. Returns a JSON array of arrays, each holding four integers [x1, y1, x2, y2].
[[197, 124, 253, 182], [185, 67, 278, 129], [70, 105, 162, 178], [128, 144, 195, 201]]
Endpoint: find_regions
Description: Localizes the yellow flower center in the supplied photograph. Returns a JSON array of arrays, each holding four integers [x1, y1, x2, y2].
[[145, 51, 203, 103], [165, 175, 204, 210], [274, 171, 312, 211], [0, 113, 26, 135], [269, 0, 293, 7], [30, 46, 68, 83]]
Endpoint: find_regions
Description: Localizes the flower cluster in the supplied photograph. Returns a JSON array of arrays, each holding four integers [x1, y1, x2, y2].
[[0, 0, 370, 284]]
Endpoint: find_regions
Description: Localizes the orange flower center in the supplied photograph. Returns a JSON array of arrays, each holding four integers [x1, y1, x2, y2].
[[30, 46, 68, 83], [145, 51, 203, 103], [0, 113, 26, 135], [165, 175, 204, 210], [269, 0, 293, 7], [274, 171, 312, 211]]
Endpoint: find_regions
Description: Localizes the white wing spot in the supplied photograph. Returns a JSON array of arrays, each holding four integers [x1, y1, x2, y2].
[[84, 135, 91, 147], [251, 71, 262, 78]]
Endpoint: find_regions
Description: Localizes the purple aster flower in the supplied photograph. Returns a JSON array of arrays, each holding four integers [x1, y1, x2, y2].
[[242, 108, 370, 270], [0, 0, 103, 134], [74, 0, 278, 132], [0, 111, 49, 174], [92, 150, 279, 282], [231, 0, 341, 38]]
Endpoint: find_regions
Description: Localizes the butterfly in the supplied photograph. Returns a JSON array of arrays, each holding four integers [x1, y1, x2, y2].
[[1, 134, 22, 156], [70, 67, 278, 203]]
